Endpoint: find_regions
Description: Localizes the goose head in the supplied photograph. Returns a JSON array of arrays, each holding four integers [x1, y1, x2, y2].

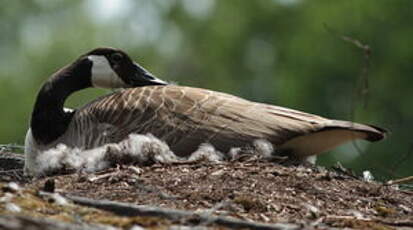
[[83, 47, 167, 88], [84, 47, 168, 88], [29, 47, 168, 147]]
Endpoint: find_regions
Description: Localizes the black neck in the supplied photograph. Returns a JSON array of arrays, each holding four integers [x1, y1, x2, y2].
[[31, 59, 92, 145]]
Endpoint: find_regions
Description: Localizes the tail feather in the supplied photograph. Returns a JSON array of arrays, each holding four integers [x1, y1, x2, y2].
[[326, 120, 387, 142], [280, 120, 387, 157]]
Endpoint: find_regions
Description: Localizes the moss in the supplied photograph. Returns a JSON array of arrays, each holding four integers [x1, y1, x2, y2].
[[0, 183, 170, 229], [0, 187, 93, 222], [374, 205, 397, 217]]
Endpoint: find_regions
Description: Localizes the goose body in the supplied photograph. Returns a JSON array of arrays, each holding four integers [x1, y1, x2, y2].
[[24, 47, 386, 175]]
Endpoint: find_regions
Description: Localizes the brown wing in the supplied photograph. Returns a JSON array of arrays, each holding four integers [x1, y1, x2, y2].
[[78, 85, 385, 157]]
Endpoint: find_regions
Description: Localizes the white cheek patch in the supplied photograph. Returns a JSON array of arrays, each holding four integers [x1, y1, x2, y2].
[[88, 55, 127, 88]]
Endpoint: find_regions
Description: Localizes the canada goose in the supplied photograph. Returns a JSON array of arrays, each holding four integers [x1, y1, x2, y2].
[[24, 47, 386, 175]]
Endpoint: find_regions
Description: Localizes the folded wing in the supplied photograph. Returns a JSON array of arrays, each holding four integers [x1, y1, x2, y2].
[[76, 85, 386, 157]]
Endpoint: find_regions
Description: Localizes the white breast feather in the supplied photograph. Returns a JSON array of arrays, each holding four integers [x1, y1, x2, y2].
[[24, 132, 282, 177]]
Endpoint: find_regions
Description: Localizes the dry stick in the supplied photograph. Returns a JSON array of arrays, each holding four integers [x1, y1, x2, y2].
[[324, 24, 371, 156], [67, 195, 300, 230], [197, 200, 232, 227], [324, 24, 371, 108], [87, 169, 122, 182], [323, 26, 404, 179], [327, 33, 413, 179], [386, 175, 413, 186], [0, 144, 25, 155], [377, 220, 413, 228]]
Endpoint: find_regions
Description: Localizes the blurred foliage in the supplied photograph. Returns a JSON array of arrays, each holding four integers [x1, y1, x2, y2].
[[0, 0, 412, 179]]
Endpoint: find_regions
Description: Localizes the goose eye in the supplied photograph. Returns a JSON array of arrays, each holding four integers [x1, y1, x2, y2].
[[110, 53, 123, 62]]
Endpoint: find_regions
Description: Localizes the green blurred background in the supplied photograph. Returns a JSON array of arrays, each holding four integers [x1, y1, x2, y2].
[[1, 0, 412, 180]]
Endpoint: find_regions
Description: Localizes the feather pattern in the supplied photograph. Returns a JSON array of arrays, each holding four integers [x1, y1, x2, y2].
[[59, 85, 384, 157]]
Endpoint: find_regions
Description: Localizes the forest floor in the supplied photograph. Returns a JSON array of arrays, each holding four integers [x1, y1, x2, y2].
[[0, 151, 412, 230]]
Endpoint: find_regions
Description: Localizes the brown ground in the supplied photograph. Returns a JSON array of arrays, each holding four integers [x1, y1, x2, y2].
[[1, 152, 413, 229]]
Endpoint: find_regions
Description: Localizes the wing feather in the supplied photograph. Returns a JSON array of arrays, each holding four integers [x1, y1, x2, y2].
[[70, 85, 385, 157]]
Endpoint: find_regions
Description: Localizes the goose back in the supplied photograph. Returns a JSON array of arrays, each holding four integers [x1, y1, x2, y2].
[[60, 85, 359, 156]]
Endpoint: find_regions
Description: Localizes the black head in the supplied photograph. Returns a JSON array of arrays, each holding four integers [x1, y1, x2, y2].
[[83, 47, 168, 88]]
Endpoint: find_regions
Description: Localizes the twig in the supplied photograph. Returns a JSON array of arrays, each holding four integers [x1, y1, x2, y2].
[[87, 171, 121, 182], [324, 24, 371, 108], [0, 144, 25, 153], [325, 215, 372, 222], [386, 175, 413, 185], [324, 24, 372, 156], [376, 219, 413, 228], [197, 200, 232, 226], [67, 195, 300, 230]]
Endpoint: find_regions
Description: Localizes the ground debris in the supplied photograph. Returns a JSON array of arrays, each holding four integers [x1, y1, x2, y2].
[[0, 215, 116, 230], [0, 156, 412, 229]]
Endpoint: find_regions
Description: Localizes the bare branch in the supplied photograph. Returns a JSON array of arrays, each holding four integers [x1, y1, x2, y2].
[[324, 24, 372, 156], [386, 175, 413, 186], [67, 195, 301, 230]]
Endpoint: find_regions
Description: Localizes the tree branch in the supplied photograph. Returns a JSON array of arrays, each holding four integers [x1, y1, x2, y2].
[[67, 195, 301, 230]]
